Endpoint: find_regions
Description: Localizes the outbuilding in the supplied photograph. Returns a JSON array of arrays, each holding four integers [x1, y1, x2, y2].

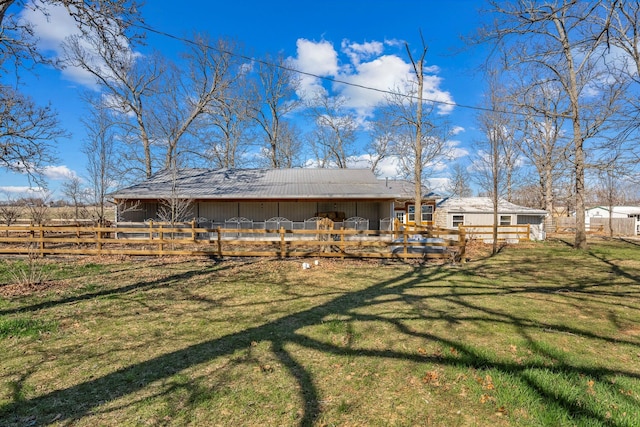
[[434, 197, 548, 240], [111, 168, 401, 231]]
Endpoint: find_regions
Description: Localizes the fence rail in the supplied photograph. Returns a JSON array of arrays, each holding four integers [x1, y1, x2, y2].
[[0, 223, 466, 261], [459, 224, 531, 242]]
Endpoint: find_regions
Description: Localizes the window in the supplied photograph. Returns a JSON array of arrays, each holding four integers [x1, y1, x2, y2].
[[407, 205, 415, 222], [407, 204, 433, 223], [395, 211, 405, 223], [421, 204, 433, 222], [500, 215, 512, 226], [452, 215, 464, 228]]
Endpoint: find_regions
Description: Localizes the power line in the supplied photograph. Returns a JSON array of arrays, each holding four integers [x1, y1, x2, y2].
[[132, 21, 498, 114], [131, 21, 639, 126]]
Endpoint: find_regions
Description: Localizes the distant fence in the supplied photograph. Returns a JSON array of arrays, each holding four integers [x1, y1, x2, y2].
[[552, 217, 637, 236], [0, 223, 466, 262], [590, 217, 637, 236]]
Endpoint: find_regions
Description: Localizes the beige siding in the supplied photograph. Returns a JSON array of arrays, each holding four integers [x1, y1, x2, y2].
[[197, 202, 239, 221], [317, 201, 357, 218], [239, 202, 278, 221], [355, 202, 379, 221], [279, 201, 317, 221], [454, 213, 496, 227], [120, 202, 157, 222]]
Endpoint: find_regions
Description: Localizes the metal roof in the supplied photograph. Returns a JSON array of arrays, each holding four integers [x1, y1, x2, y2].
[[437, 197, 548, 215], [586, 206, 640, 215], [111, 168, 401, 200]]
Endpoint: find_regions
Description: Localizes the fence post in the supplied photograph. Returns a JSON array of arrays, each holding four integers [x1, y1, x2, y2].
[[159, 224, 164, 254], [149, 220, 154, 240], [217, 226, 222, 258], [97, 226, 102, 255], [403, 228, 408, 256], [459, 227, 466, 263], [191, 219, 196, 242], [39, 224, 45, 257], [280, 226, 286, 258]]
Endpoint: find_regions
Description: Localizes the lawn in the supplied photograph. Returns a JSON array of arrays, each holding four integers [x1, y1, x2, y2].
[[0, 238, 639, 426]]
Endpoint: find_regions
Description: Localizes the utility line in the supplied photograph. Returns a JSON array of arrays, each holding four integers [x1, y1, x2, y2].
[[132, 20, 638, 125], [132, 22, 496, 114]]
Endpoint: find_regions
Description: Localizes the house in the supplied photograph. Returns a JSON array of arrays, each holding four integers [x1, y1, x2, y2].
[[585, 206, 640, 235], [380, 178, 439, 226], [434, 197, 548, 240], [110, 168, 401, 230]]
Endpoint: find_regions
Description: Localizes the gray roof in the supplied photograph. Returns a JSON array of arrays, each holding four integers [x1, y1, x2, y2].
[[111, 168, 401, 200], [437, 197, 547, 215], [379, 179, 440, 200]]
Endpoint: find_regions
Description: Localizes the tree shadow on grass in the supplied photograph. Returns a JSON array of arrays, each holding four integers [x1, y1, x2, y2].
[[1, 252, 640, 426], [0, 258, 248, 317]]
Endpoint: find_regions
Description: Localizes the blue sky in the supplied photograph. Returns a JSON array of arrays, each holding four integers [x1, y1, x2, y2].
[[1, 0, 491, 200]]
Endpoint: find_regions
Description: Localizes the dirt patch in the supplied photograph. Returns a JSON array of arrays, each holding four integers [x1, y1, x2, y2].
[[0, 279, 69, 298]]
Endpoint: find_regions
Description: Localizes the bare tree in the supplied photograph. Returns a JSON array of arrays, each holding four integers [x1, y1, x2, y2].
[[250, 53, 302, 168], [1, 0, 141, 181], [62, 32, 163, 179], [305, 93, 358, 168], [446, 163, 473, 198], [365, 112, 395, 175], [61, 175, 87, 220], [0, 193, 22, 234], [26, 193, 51, 225], [603, 1, 640, 113], [82, 97, 118, 225], [481, 0, 627, 249], [384, 39, 453, 226], [156, 161, 194, 237], [0, 87, 66, 183], [196, 72, 255, 169], [150, 35, 240, 170], [512, 78, 570, 217]]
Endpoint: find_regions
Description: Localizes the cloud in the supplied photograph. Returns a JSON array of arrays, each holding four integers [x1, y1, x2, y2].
[[41, 165, 78, 181], [291, 38, 339, 97], [341, 40, 384, 66], [19, 1, 135, 90], [19, 1, 100, 87], [0, 186, 49, 198], [289, 38, 456, 119]]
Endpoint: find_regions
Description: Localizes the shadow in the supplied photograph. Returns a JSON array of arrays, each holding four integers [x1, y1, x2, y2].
[[1, 248, 640, 426], [0, 259, 243, 316]]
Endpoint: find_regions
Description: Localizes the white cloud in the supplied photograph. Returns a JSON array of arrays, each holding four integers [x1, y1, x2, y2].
[[41, 165, 77, 181], [291, 38, 340, 98], [0, 186, 49, 198], [336, 54, 412, 116], [341, 40, 384, 66], [19, 0, 136, 90], [20, 1, 80, 53], [289, 37, 456, 119]]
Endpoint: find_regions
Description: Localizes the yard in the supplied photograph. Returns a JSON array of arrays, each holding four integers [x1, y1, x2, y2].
[[1, 238, 639, 426]]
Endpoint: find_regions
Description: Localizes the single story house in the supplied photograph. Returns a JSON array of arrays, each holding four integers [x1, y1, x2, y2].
[[585, 206, 640, 235], [380, 178, 439, 226], [110, 168, 401, 230], [434, 197, 548, 240]]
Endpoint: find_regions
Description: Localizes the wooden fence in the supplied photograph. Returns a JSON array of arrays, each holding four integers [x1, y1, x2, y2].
[[459, 224, 532, 242], [0, 223, 466, 261]]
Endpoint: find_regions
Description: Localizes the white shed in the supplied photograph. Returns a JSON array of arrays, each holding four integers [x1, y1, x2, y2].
[[435, 197, 548, 241], [585, 206, 640, 235]]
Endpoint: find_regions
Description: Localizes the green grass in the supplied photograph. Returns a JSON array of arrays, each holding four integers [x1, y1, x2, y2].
[[0, 317, 57, 338], [0, 238, 639, 426]]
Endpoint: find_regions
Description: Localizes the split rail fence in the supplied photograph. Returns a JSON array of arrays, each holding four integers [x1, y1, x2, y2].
[[458, 224, 532, 242], [0, 223, 467, 261]]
